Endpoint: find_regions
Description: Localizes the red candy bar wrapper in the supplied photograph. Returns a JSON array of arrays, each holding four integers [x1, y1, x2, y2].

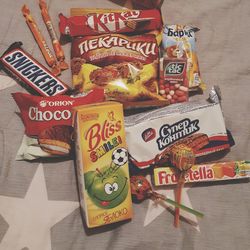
[[0, 42, 70, 96], [12, 89, 104, 136], [12, 89, 105, 160], [125, 100, 231, 169], [153, 161, 250, 186], [59, 9, 162, 37]]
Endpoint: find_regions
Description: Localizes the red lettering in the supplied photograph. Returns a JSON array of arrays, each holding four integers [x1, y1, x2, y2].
[[90, 151, 98, 162], [115, 121, 122, 132], [206, 169, 214, 179], [86, 120, 122, 152], [158, 171, 167, 185], [85, 123, 101, 151], [193, 170, 199, 180]]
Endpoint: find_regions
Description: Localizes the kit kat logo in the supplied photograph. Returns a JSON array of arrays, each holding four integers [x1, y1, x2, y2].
[[87, 11, 140, 33], [2, 49, 67, 96], [142, 128, 156, 142]]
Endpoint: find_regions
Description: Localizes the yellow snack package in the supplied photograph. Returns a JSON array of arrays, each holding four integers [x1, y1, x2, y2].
[[73, 101, 133, 228]]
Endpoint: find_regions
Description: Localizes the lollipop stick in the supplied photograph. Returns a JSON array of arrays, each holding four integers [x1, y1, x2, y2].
[[164, 196, 204, 218], [174, 173, 185, 227], [153, 191, 204, 218]]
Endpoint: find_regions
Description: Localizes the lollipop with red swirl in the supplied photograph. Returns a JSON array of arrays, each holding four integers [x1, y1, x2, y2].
[[130, 175, 204, 218]]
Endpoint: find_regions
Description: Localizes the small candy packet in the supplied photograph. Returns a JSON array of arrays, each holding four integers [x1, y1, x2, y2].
[[162, 25, 204, 91], [159, 56, 189, 104]]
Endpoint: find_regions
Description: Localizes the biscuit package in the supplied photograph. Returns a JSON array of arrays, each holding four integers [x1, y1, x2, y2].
[[125, 100, 231, 169], [162, 25, 203, 90], [73, 101, 133, 228], [12, 89, 105, 160], [71, 33, 167, 106]]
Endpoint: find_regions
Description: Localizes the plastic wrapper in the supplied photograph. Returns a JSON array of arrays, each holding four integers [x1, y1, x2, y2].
[[59, 9, 162, 37], [125, 97, 232, 169], [71, 33, 168, 107], [162, 25, 204, 91], [12, 89, 105, 160]]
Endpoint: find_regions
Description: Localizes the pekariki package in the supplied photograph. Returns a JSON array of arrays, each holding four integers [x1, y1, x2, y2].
[[70, 33, 168, 108], [162, 25, 203, 91], [73, 101, 133, 228], [125, 100, 231, 169], [12, 89, 105, 160]]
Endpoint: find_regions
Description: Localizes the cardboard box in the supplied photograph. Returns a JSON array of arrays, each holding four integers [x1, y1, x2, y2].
[[73, 101, 133, 228]]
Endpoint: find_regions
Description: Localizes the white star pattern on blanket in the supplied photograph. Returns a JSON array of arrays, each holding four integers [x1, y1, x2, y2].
[[0, 164, 79, 250], [143, 175, 200, 231]]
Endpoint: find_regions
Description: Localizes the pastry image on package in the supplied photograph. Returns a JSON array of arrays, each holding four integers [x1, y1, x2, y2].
[[71, 33, 167, 107], [12, 89, 105, 160], [38, 125, 74, 156], [162, 25, 203, 91], [73, 101, 133, 228]]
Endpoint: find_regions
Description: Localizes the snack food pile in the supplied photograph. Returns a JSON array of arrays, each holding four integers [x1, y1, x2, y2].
[[0, 0, 249, 230]]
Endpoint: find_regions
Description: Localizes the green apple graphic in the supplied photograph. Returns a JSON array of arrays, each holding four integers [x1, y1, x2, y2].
[[84, 164, 129, 209]]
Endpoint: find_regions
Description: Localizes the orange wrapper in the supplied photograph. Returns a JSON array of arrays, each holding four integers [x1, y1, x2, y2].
[[39, 0, 68, 70], [21, 4, 61, 76]]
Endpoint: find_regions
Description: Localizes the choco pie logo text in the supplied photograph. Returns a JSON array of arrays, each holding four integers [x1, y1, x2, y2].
[[1, 49, 68, 96]]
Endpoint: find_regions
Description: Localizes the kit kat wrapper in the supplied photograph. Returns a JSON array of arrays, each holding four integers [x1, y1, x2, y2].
[[153, 161, 250, 186], [59, 9, 162, 37]]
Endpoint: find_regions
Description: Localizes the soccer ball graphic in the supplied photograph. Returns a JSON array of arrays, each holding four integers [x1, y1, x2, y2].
[[112, 148, 128, 166]]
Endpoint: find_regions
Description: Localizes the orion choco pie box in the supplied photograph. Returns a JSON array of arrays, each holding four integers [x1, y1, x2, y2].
[[73, 101, 133, 228]]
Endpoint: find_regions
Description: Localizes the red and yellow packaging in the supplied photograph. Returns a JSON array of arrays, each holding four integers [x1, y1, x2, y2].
[[153, 161, 250, 186], [73, 101, 133, 228]]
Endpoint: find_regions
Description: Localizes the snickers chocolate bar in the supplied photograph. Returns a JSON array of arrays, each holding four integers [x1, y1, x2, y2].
[[0, 42, 70, 96]]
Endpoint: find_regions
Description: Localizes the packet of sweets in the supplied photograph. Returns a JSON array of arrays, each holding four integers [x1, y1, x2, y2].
[[12, 89, 105, 160], [159, 56, 189, 104], [71, 33, 168, 108], [153, 161, 250, 186], [162, 25, 204, 91]]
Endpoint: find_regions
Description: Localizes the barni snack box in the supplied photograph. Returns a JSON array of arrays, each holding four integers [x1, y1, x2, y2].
[[154, 161, 250, 186], [73, 101, 133, 228]]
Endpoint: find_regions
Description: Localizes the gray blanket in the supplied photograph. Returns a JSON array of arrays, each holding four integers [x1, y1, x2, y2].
[[0, 0, 249, 249]]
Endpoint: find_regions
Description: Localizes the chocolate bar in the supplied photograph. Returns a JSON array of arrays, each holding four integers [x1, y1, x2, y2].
[[0, 42, 70, 96], [59, 9, 162, 37]]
